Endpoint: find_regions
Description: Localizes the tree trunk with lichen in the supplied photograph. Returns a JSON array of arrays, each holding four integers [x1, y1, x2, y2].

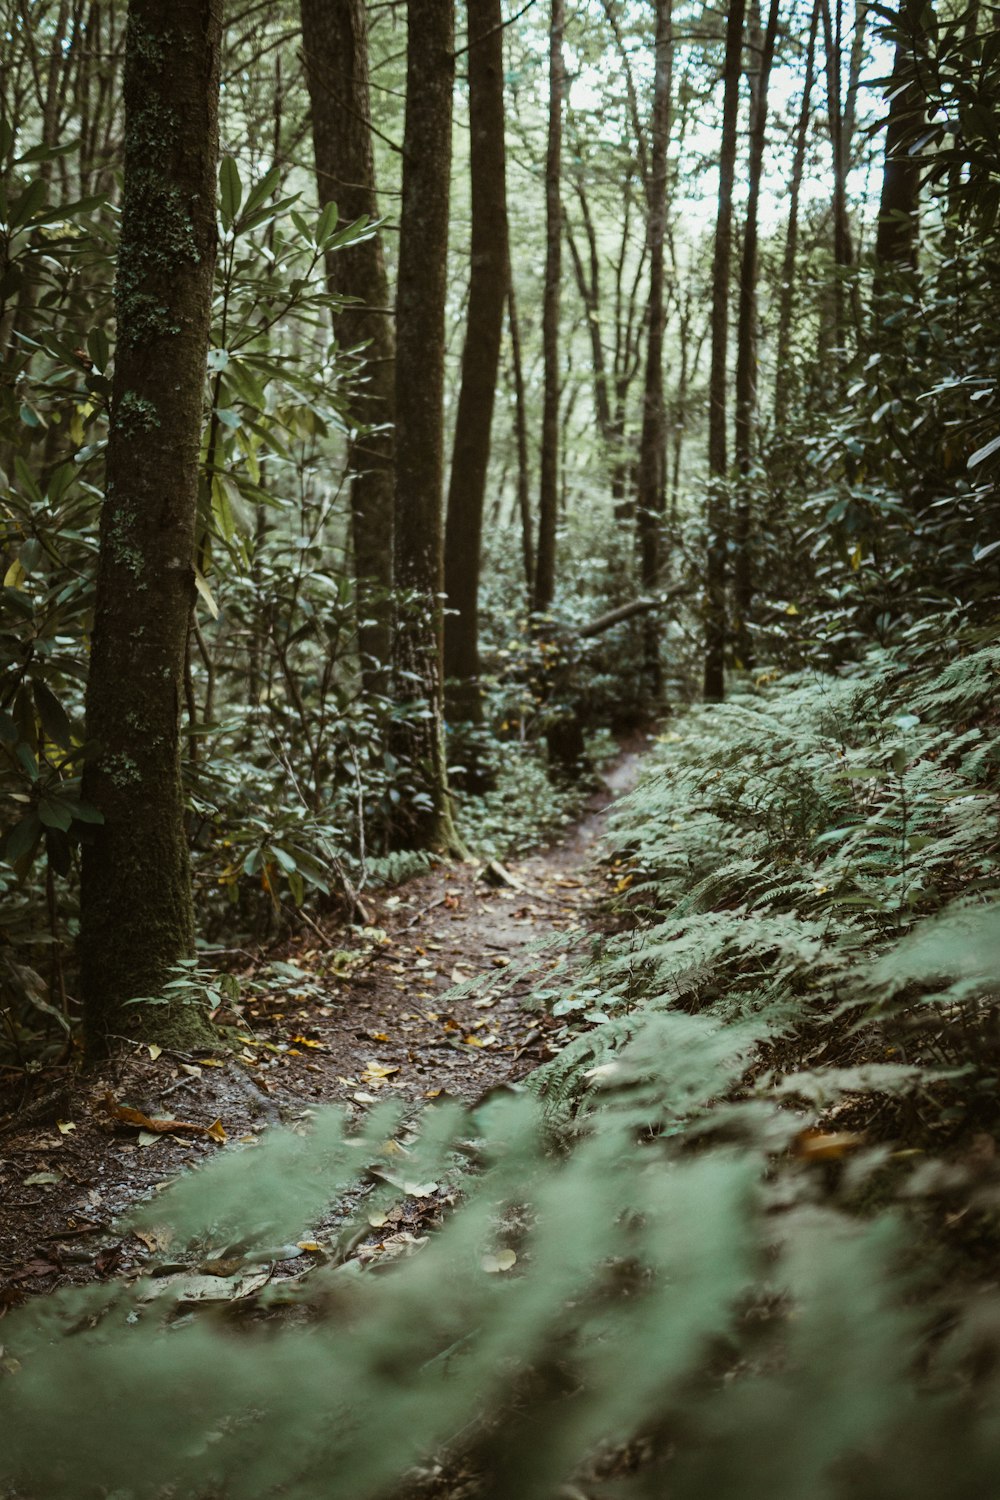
[[391, 0, 465, 855], [703, 0, 745, 703], [300, 0, 395, 689], [79, 0, 223, 1055], [533, 0, 564, 612]]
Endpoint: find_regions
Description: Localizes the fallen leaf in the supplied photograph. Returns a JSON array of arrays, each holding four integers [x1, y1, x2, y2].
[[481, 1249, 517, 1273], [139, 1270, 270, 1305], [180, 1063, 203, 1078], [794, 1128, 864, 1162], [367, 1210, 388, 1228], [206, 1118, 227, 1143], [100, 1092, 224, 1142], [297, 1241, 324, 1254], [136, 1130, 163, 1148], [23, 1172, 61, 1186], [289, 1035, 324, 1050], [147, 1043, 162, 1060], [353, 1091, 378, 1105], [55, 1120, 76, 1135]]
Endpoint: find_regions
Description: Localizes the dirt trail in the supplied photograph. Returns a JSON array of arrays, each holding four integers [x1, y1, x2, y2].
[[0, 741, 649, 1304]]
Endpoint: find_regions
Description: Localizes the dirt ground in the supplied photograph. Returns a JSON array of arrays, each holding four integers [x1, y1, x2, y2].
[[0, 745, 648, 1309]]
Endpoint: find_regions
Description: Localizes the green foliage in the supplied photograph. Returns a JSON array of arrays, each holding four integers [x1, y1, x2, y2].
[[4, 638, 1000, 1494]]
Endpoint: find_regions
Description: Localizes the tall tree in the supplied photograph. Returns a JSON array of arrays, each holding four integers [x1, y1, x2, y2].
[[635, 0, 673, 695], [392, 0, 463, 853], [533, 0, 565, 612], [873, 0, 923, 279], [300, 0, 395, 689], [79, 0, 224, 1052], [732, 0, 781, 668], [443, 0, 510, 726], [703, 0, 746, 702], [774, 0, 821, 427]]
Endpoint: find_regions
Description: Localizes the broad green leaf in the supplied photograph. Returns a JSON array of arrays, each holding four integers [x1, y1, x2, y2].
[[219, 156, 243, 231]]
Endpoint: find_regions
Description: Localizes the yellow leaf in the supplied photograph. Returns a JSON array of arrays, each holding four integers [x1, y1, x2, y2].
[[297, 1241, 324, 1253], [850, 543, 862, 571], [367, 1211, 388, 1228], [206, 1118, 227, 1143], [4, 559, 26, 589], [785, 602, 800, 616], [363, 1063, 400, 1079], [481, 1249, 517, 1273], [147, 1043, 162, 1060], [463, 1035, 486, 1047], [56, 1120, 76, 1135]]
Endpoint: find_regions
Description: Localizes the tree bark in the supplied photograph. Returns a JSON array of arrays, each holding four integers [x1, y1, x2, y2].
[[507, 264, 535, 597], [703, 0, 746, 702], [635, 0, 673, 697], [300, 0, 395, 689], [732, 0, 780, 669], [773, 0, 820, 427], [873, 2, 922, 280], [79, 0, 224, 1053], [443, 0, 510, 726], [392, 0, 463, 853], [533, 0, 565, 612]]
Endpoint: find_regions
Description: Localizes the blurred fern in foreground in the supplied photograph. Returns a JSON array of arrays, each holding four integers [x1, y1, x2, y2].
[[3, 642, 1000, 1499]]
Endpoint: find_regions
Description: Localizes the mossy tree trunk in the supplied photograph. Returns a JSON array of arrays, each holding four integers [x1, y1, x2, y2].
[[391, 0, 465, 855], [300, 0, 395, 691], [443, 0, 510, 733], [635, 0, 673, 700], [79, 0, 223, 1055]]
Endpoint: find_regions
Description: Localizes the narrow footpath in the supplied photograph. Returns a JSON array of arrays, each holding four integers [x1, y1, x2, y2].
[[0, 742, 649, 1307]]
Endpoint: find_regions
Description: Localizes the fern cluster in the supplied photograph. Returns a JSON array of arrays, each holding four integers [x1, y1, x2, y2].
[[3, 644, 1000, 1498]]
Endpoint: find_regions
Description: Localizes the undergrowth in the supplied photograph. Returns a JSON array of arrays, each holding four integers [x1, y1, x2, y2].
[[3, 638, 1000, 1498]]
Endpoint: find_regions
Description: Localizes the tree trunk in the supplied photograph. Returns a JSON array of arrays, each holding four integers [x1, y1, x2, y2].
[[443, 0, 509, 727], [507, 265, 535, 598], [533, 0, 565, 612], [732, 0, 781, 670], [773, 0, 820, 427], [703, 0, 746, 703], [79, 0, 224, 1053], [635, 0, 673, 697], [873, 2, 922, 281], [300, 0, 395, 690], [392, 0, 463, 854]]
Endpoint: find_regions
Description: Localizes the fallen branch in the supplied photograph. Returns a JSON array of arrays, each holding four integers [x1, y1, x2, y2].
[[576, 585, 690, 639]]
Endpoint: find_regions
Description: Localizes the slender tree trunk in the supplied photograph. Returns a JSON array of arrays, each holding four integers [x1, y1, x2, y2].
[[507, 265, 535, 597], [774, 0, 820, 427], [533, 0, 565, 612], [732, 0, 780, 669], [703, 0, 746, 702], [443, 0, 509, 727], [565, 189, 614, 457], [820, 0, 862, 356], [392, 0, 463, 854], [79, 0, 224, 1053], [300, 0, 395, 689], [635, 0, 673, 697], [873, 1, 922, 282]]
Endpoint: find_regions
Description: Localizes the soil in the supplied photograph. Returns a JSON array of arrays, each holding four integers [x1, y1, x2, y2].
[[0, 743, 649, 1311]]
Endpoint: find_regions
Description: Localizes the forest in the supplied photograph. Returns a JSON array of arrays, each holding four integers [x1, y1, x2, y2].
[[1, 0, 1000, 1493]]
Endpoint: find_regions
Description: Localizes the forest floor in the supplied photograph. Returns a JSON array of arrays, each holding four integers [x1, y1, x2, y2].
[[0, 738, 650, 1310]]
